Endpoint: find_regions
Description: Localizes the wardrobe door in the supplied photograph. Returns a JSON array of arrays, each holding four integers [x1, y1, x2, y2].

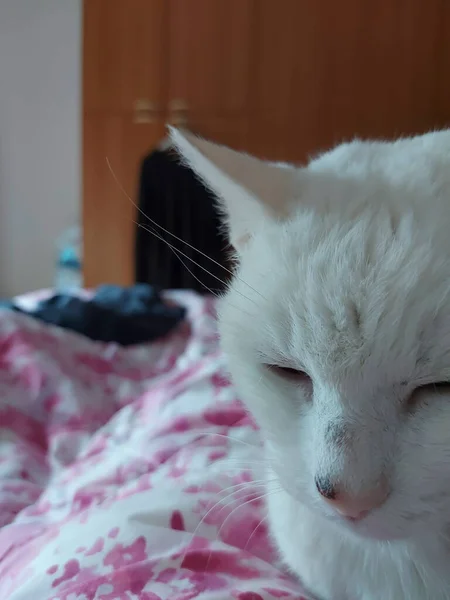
[[167, 0, 254, 118], [167, 0, 450, 165], [83, 0, 450, 286], [83, 117, 167, 287], [247, 0, 450, 163], [83, 0, 168, 287]]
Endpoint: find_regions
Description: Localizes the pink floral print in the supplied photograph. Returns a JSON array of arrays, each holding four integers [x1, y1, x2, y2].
[[0, 291, 306, 599]]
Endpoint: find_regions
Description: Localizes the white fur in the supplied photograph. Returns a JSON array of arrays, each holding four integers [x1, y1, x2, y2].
[[171, 128, 450, 600]]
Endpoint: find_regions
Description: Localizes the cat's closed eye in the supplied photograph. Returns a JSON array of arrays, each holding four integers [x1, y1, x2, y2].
[[266, 364, 312, 385], [406, 381, 450, 411]]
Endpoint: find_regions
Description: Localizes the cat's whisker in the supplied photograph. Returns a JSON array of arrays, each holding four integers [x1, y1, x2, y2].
[[137, 223, 257, 317], [204, 488, 281, 572], [214, 480, 279, 519], [193, 431, 262, 449], [216, 480, 268, 498], [216, 478, 279, 498], [106, 156, 268, 302], [216, 461, 274, 474], [215, 467, 271, 479], [180, 483, 268, 566], [137, 223, 229, 291], [218, 456, 272, 462], [217, 458, 274, 467], [243, 514, 269, 553], [137, 222, 228, 299]]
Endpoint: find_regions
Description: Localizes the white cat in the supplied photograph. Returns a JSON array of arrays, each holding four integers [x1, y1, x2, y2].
[[170, 126, 450, 600]]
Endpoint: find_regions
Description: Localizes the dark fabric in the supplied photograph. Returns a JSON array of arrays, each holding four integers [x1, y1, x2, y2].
[[135, 149, 231, 294], [1, 285, 185, 346]]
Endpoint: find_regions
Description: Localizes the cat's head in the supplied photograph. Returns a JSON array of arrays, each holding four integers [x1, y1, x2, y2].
[[170, 127, 450, 543]]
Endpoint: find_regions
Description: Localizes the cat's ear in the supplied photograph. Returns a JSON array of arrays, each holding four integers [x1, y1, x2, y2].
[[168, 127, 297, 251]]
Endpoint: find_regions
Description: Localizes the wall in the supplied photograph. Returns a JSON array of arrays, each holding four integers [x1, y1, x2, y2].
[[0, 0, 81, 296]]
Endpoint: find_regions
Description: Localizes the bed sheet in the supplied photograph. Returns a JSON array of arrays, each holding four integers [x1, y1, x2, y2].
[[0, 291, 307, 600]]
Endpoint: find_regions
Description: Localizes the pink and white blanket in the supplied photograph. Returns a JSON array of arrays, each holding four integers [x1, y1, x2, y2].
[[0, 291, 306, 600]]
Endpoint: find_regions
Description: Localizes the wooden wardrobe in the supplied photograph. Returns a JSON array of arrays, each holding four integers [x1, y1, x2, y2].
[[83, 0, 450, 288]]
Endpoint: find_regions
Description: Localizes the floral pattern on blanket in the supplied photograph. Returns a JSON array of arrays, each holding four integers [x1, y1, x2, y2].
[[0, 292, 306, 600]]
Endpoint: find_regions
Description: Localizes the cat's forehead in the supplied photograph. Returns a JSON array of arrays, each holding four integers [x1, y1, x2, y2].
[[236, 208, 450, 377]]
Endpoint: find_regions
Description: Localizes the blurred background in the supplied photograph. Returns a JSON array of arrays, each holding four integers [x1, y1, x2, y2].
[[1, 0, 450, 297], [0, 0, 80, 297]]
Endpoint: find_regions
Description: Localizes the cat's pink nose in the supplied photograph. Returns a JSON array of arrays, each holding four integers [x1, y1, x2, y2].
[[315, 476, 389, 521]]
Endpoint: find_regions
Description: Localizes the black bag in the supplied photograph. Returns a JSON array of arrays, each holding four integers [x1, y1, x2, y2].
[[135, 149, 231, 294]]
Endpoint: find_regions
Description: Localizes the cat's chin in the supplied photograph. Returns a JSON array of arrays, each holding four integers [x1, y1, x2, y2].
[[328, 512, 408, 542], [272, 471, 412, 543], [277, 483, 406, 542]]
